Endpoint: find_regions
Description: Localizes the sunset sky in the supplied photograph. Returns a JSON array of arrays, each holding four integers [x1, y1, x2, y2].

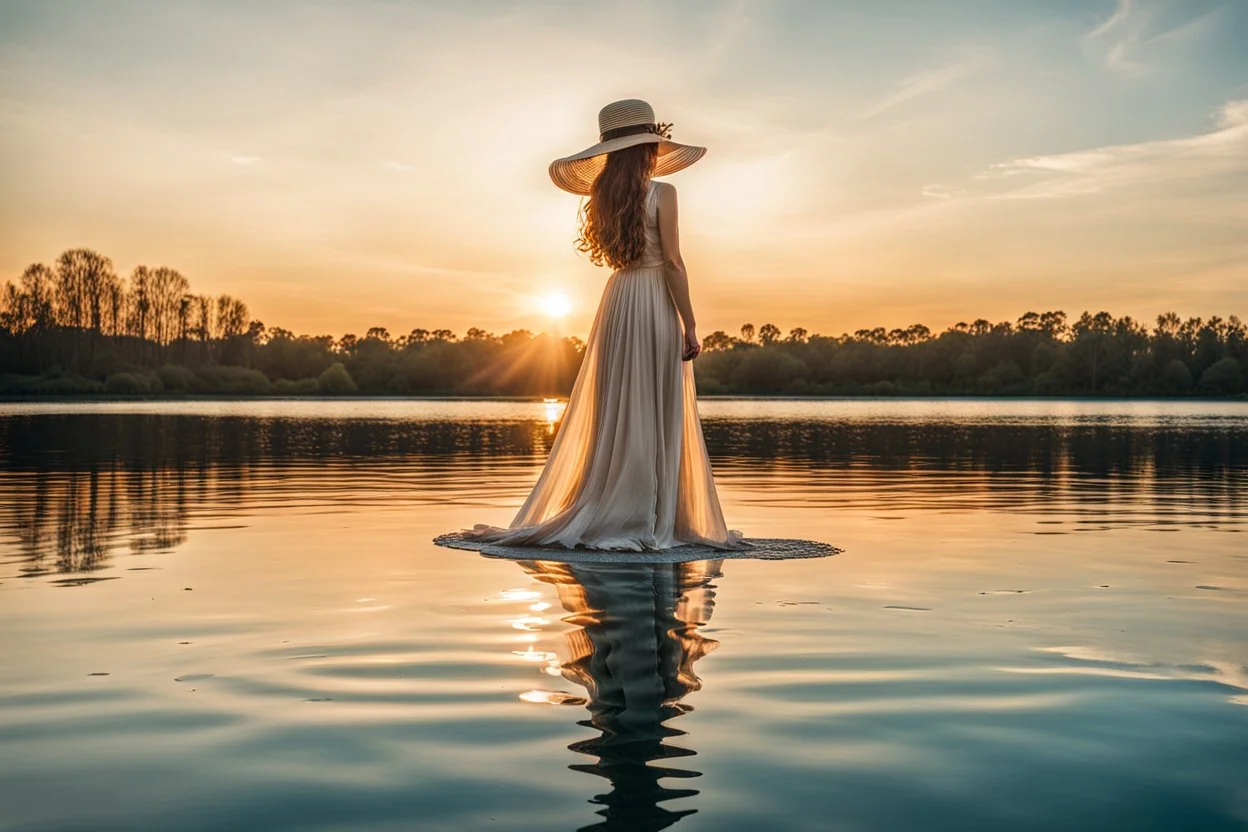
[[2, 0, 1246, 339]]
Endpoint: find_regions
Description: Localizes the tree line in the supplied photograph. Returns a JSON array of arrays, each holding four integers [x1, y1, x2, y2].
[[1, 247, 1244, 397], [695, 311, 1245, 396]]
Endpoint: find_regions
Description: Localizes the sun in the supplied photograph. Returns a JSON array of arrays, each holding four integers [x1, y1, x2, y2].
[[539, 291, 573, 318]]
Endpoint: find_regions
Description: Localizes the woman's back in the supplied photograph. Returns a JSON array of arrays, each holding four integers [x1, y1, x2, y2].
[[631, 180, 664, 269]]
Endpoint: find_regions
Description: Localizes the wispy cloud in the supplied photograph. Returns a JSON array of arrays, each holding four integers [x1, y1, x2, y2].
[[921, 184, 964, 200], [859, 51, 990, 119], [701, 0, 754, 66], [1083, 0, 1223, 76], [977, 98, 1248, 200], [315, 248, 513, 281], [229, 155, 263, 166]]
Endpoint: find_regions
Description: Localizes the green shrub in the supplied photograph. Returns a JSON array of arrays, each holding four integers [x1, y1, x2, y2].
[[1161, 359, 1194, 393], [275, 377, 321, 395], [191, 365, 273, 395], [105, 372, 163, 395], [157, 364, 195, 392], [784, 377, 810, 394], [908, 380, 934, 395], [1198, 358, 1244, 394], [869, 380, 897, 396], [738, 349, 807, 392], [0, 374, 40, 394], [34, 374, 105, 395], [318, 362, 358, 394], [1032, 371, 1066, 396], [694, 375, 730, 395]]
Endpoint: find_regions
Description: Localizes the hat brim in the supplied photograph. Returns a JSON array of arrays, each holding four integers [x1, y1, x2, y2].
[[549, 134, 707, 195]]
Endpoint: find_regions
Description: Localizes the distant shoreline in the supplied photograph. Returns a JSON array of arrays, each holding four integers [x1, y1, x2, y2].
[[7, 248, 1244, 399], [2, 393, 1245, 404]]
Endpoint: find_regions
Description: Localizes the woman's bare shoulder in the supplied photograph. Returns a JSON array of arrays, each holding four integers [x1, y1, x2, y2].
[[654, 180, 678, 205]]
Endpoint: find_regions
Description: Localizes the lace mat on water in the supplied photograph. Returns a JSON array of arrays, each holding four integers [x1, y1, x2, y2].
[[432, 533, 841, 564]]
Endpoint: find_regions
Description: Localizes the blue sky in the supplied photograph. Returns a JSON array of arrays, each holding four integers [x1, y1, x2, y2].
[[1, 0, 1245, 336]]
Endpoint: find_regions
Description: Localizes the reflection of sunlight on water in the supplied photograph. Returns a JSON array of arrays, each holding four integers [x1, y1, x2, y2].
[[519, 689, 586, 706], [511, 649, 557, 662], [496, 578, 570, 695], [500, 589, 541, 602], [1015, 645, 1248, 705], [542, 397, 565, 434]]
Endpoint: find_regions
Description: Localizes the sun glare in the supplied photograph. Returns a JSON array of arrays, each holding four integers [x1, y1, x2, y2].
[[539, 292, 573, 318]]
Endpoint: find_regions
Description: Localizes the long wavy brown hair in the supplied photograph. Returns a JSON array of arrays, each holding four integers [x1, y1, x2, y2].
[[576, 143, 659, 270]]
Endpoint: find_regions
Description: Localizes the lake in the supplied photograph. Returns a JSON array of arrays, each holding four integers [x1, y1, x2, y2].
[[1, 398, 1246, 831]]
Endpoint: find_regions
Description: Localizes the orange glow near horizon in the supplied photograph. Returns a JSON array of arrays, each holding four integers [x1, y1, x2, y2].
[[0, 3, 1244, 339]]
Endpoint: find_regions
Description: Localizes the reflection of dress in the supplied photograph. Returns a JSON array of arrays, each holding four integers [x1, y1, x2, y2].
[[466, 181, 744, 552], [517, 559, 723, 832]]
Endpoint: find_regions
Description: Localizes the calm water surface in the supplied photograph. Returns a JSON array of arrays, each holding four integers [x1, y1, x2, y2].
[[1, 399, 1246, 831]]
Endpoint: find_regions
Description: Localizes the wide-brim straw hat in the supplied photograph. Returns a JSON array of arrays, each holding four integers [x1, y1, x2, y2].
[[548, 99, 707, 195]]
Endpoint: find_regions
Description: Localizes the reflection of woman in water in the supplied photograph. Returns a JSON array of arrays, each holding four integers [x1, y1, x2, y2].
[[516, 559, 723, 832]]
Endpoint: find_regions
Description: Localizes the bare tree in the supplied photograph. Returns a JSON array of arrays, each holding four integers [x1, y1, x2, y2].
[[191, 294, 213, 342], [6, 264, 57, 333], [53, 250, 91, 329], [216, 295, 248, 339], [126, 266, 153, 341], [149, 268, 190, 345], [53, 249, 117, 364], [104, 280, 124, 337]]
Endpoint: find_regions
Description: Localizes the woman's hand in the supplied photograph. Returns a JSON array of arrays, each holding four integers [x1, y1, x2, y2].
[[682, 328, 701, 362]]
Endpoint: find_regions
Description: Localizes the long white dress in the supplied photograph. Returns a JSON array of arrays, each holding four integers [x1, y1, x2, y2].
[[466, 180, 745, 551]]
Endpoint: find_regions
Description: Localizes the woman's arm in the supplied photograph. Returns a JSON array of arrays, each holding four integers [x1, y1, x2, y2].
[[656, 182, 701, 360]]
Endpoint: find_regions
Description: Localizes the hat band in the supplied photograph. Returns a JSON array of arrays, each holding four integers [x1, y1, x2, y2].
[[600, 123, 661, 142]]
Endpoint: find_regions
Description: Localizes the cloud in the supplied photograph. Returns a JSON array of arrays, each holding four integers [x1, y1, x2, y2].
[[1083, 0, 1224, 76], [976, 98, 1248, 200], [858, 51, 990, 120], [229, 155, 263, 166], [1086, 0, 1137, 41], [701, 0, 754, 66], [921, 184, 964, 200], [1084, 0, 1155, 75]]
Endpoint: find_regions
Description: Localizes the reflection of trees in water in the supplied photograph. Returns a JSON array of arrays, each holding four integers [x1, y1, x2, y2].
[[0, 414, 557, 470], [701, 420, 1247, 516], [5, 413, 1242, 479], [1, 413, 1244, 574], [701, 420, 1247, 477], [515, 560, 722, 832], [7, 466, 189, 576]]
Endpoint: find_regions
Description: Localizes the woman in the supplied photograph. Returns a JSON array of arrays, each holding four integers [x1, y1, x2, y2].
[[463, 99, 744, 551]]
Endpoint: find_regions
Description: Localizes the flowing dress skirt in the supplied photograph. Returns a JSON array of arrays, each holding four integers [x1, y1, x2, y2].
[[465, 263, 745, 551]]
